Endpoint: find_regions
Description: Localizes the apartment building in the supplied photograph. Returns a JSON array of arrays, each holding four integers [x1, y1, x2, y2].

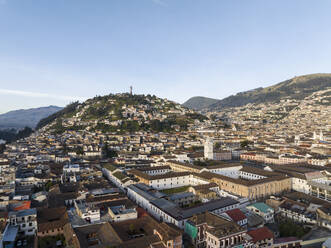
[[8, 208, 37, 236]]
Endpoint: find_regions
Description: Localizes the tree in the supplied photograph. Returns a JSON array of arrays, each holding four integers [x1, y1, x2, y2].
[[45, 181, 53, 192], [240, 140, 253, 148], [0, 144, 5, 154], [193, 160, 207, 166], [0, 129, 17, 142], [0, 127, 33, 143], [16, 127, 33, 140], [102, 144, 118, 159], [214, 142, 221, 150], [75, 146, 84, 155], [210, 114, 217, 121], [129, 224, 135, 235]]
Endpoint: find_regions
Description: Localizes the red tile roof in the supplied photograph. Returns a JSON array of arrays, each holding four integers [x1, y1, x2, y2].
[[247, 227, 274, 243], [13, 201, 31, 211], [225, 208, 246, 222]]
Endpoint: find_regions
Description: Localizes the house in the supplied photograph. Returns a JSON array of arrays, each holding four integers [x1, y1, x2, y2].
[[273, 237, 302, 248], [8, 208, 37, 236], [317, 206, 331, 230], [185, 212, 247, 248], [74, 200, 100, 223], [278, 199, 317, 225], [222, 208, 247, 227], [63, 164, 80, 173], [37, 207, 69, 237], [246, 227, 274, 248], [102, 166, 133, 190], [108, 205, 137, 222], [247, 203, 274, 223]]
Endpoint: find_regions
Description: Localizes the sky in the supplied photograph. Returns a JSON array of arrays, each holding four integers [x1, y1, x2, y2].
[[1, 0, 331, 113]]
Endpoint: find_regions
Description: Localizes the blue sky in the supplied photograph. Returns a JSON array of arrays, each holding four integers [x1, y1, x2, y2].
[[1, 0, 331, 113]]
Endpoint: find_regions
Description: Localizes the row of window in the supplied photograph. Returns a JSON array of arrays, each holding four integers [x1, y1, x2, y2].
[[41, 227, 63, 235], [21, 222, 34, 228]]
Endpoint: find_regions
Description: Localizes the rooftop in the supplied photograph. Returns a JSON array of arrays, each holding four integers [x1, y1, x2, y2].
[[187, 212, 245, 238], [248, 202, 273, 213], [247, 227, 274, 243], [8, 208, 37, 218], [225, 208, 247, 222]]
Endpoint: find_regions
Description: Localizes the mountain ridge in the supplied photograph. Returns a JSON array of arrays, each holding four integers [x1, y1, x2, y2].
[[0, 105, 63, 129], [182, 96, 219, 111], [183, 73, 331, 111]]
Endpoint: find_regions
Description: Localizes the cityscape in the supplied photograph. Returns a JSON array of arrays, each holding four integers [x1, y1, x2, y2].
[[0, 1, 331, 248]]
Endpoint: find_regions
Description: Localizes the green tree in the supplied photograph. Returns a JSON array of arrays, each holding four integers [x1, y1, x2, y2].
[[240, 140, 253, 148], [75, 146, 84, 155], [16, 127, 33, 140], [214, 142, 221, 150], [129, 224, 135, 234], [0, 144, 5, 154], [102, 144, 118, 159], [45, 181, 53, 192]]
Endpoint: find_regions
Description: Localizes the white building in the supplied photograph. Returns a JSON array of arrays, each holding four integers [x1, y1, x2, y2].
[[8, 208, 37, 236], [279, 201, 317, 225], [108, 205, 137, 222], [74, 200, 100, 223], [63, 164, 80, 173], [148, 173, 192, 190], [127, 183, 239, 229], [204, 137, 214, 160], [247, 203, 274, 223], [102, 167, 133, 190], [292, 176, 311, 194]]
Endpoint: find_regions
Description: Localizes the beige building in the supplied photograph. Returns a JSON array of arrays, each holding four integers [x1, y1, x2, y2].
[[198, 171, 291, 200]]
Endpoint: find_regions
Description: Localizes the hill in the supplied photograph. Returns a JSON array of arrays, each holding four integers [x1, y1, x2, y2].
[[182, 96, 219, 111], [0, 106, 63, 129], [37, 93, 207, 134], [208, 73, 331, 111]]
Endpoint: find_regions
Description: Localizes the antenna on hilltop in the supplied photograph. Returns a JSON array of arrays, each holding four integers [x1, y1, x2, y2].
[[130, 86, 133, 95]]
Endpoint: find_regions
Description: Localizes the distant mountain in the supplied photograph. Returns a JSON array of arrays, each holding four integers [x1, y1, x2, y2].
[[182, 96, 219, 111], [207, 73, 331, 111], [0, 106, 63, 129]]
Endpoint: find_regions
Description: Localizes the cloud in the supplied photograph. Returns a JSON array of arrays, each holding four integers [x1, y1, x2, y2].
[[151, 0, 167, 6], [0, 88, 86, 102]]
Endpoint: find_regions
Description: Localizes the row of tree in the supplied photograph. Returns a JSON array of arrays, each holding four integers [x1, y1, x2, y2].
[[0, 127, 33, 143]]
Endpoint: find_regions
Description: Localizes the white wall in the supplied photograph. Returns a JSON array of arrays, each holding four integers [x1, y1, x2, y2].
[[292, 177, 310, 194]]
